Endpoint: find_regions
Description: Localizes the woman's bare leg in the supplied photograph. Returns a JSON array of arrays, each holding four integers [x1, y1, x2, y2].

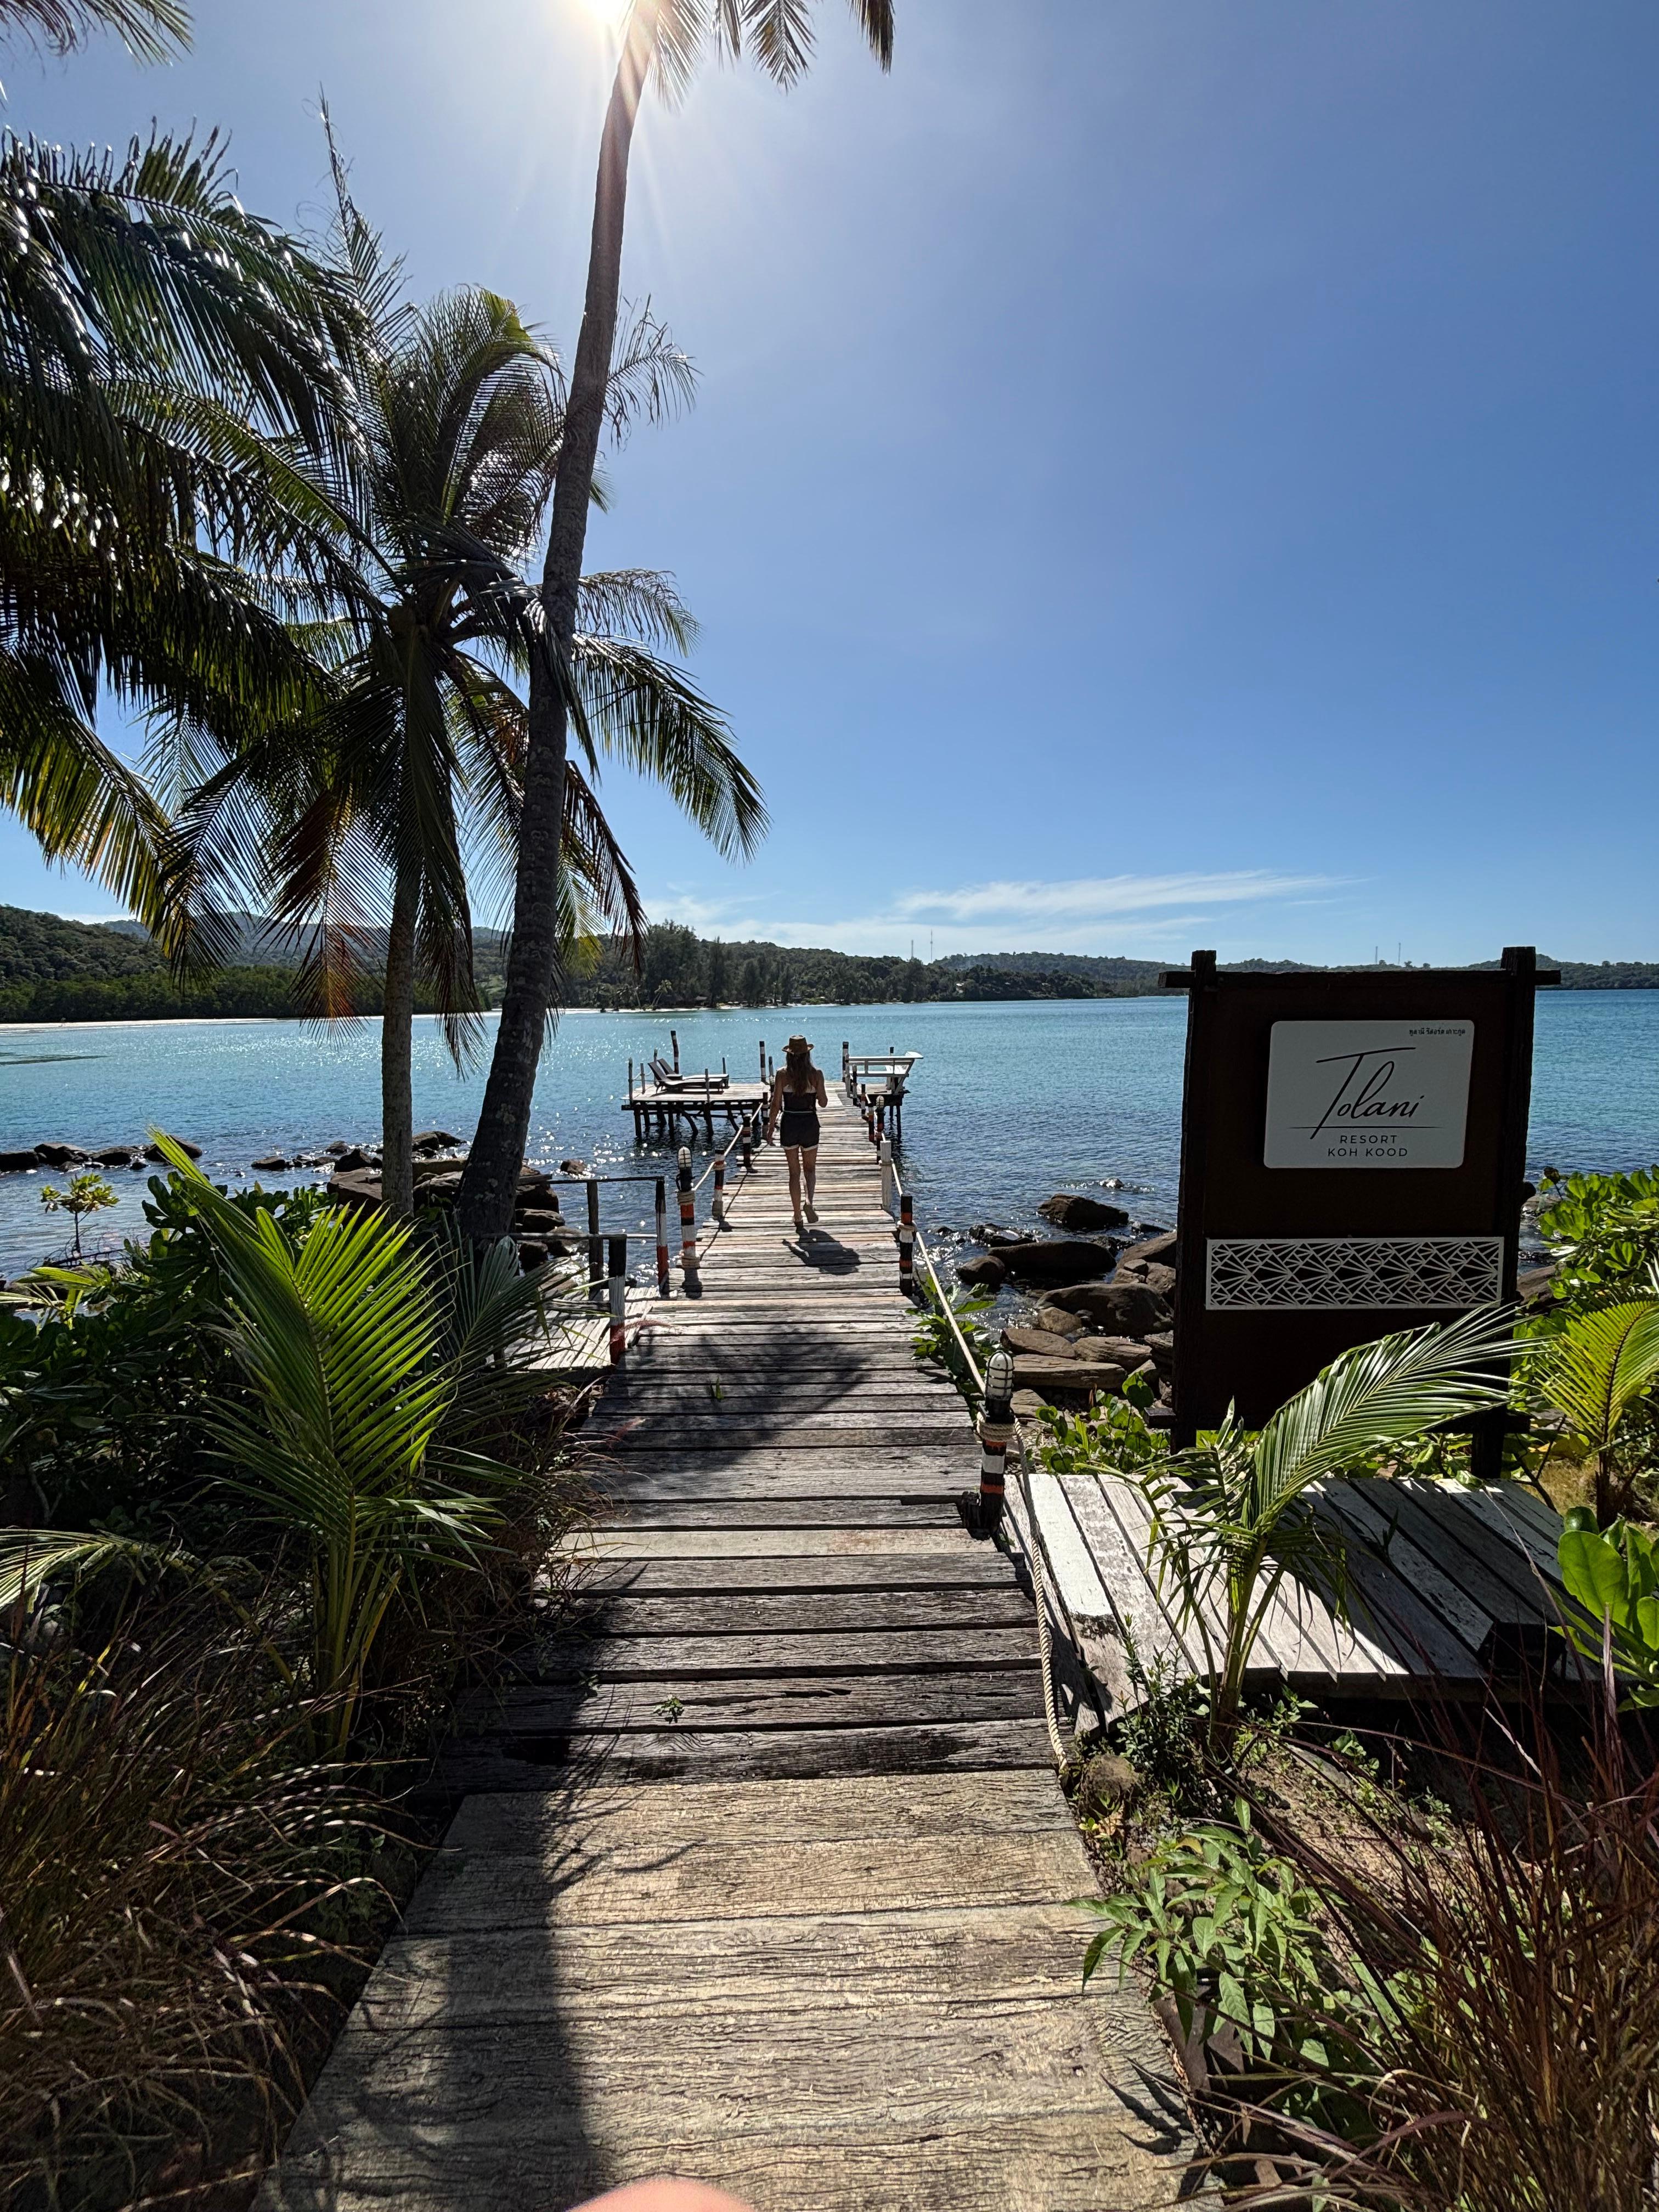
[[802, 1146, 819, 1218], [785, 1145, 804, 1228]]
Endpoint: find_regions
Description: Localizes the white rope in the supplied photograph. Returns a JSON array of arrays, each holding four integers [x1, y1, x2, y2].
[[901, 1173, 1068, 1769]]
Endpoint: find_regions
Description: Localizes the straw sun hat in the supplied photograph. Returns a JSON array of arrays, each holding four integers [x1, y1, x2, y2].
[[786, 1034, 813, 1052]]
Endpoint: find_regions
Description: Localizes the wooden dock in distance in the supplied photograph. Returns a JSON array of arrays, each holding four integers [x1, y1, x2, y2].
[[260, 1085, 1187, 2211]]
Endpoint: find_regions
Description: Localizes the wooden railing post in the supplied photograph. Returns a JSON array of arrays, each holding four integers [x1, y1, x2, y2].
[[608, 1234, 628, 1364], [969, 1348, 1015, 1538], [897, 1190, 915, 1293], [713, 1149, 726, 1223], [677, 1147, 699, 1294], [654, 1176, 670, 1297]]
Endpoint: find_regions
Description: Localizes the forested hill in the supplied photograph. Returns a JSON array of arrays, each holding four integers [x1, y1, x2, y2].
[[0, 904, 165, 987], [2, 905, 1656, 1018]]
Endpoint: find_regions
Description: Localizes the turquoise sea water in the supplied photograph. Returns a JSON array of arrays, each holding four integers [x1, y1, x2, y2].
[[2, 991, 1656, 1277]]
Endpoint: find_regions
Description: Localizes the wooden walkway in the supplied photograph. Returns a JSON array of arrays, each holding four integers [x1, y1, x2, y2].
[[263, 1090, 1187, 2212]]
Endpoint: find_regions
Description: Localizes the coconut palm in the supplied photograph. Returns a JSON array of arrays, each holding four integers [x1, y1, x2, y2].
[[0, 18, 358, 930], [160, 144, 763, 1215], [1139, 1308, 1517, 1753], [457, 0, 892, 1242], [1526, 1295, 1659, 1524]]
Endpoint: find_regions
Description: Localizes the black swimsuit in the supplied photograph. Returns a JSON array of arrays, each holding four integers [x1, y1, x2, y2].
[[779, 1085, 820, 1149]]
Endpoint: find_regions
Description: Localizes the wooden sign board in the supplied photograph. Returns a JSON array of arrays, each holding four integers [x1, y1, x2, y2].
[[1162, 947, 1555, 1467]]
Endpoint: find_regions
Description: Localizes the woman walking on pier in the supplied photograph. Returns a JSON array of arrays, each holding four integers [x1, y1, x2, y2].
[[766, 1035, 827, 1237]]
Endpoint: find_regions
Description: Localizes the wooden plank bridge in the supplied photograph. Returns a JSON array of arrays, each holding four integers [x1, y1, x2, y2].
[[263, 1086, 1187, 2212]]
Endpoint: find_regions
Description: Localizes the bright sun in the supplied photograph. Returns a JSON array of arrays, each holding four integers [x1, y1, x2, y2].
[[579, 0, 630, 25]]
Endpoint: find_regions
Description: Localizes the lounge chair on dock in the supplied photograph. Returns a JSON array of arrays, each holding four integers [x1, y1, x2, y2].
[[648, 1054, 728, 1093]]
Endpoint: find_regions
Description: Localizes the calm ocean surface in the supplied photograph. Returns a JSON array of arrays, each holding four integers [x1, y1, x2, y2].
[[2, 992, 1657, 1277]]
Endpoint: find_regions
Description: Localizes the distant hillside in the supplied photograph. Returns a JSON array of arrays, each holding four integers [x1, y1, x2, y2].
[[105, 910, 510, 972], [0, 904, 163, 988]]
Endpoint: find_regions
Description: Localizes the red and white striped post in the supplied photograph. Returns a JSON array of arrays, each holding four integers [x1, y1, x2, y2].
[[654, 1176, 670, 1297], [758, 1039, 766, 1083], [671, 1029, 680, 1074], [879, 1133, 894, 1212], [713, 1149, 726, 1223], [607, 1235, 628, 1364], [586, 1176, 603, 1306], [897, 1191, 915, 1293], [677, 1146, 699, 1293], [740, 1113, 753, 1170], [969, 1348, 1015, 1537]]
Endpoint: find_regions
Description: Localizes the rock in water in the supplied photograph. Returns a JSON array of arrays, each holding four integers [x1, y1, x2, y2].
[[955, 1254, 1008, 1289], [1047, 1280, 1172, 1334], [1038, 1192, 1131, 1233], [1116, 1230, 1177, 1273], [412, 1128, 462, 1153], [1013, 1355, 1126, 1395], [334, 1145, 373, 1171], [1031, 1302, 1086, 1339], [250, 1154, 289, 1172], [143, 1138, 202, 1162], [989, 1238, 1118, 1287], [1002, 1324, 1082, 1359], [34, 1142, 90, 1168], [0, 1149, 42, 1172]]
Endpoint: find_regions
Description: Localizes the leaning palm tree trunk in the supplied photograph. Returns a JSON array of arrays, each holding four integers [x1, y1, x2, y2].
[[456, 3, 659, 1243]]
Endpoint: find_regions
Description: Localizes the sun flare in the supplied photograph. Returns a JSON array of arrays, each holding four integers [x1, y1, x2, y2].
[[578, 0, 630, 26]]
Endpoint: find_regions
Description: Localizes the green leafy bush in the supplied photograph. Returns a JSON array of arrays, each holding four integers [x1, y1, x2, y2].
[[1536, 1163, 1659, 1306], [1558, 1510, 1659, 1705]]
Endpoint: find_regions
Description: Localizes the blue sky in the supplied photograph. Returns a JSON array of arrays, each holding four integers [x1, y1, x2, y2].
[[4, 0, 1656, 963]]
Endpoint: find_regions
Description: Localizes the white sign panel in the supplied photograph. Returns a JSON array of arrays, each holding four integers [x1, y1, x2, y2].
[[1264, 1019, 1474, 1170]]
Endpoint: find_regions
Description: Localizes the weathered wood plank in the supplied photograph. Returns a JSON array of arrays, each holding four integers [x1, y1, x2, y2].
[[561, 1550, 1013, 1595], [460, 1668, 1046, 1739], [538, 1625, 1040, 1681], [405, 1825, 1090, 1936], [561, 1525, 980, 1559], [433, 1717, 1059, 1792], [596, 1498, 964, 1531], [572, 1587, 1036, 1634], [267, 2107, 1177, 2212]]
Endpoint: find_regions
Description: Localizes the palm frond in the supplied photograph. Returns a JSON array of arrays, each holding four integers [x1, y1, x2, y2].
[[1529, 1299, 1659, 1454], [0, 0, 188, 63]]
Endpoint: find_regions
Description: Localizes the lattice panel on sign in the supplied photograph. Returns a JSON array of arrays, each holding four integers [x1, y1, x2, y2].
[[1206, 1235, 1505, 1313]]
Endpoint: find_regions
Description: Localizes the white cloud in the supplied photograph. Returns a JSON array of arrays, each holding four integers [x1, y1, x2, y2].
[[644, 869, 1352, 959]]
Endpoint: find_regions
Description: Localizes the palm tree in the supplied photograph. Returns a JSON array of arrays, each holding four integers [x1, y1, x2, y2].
[[163, 144, 763, 1216], [0, 3, 357, 927], [456, 0, 894, 1243]]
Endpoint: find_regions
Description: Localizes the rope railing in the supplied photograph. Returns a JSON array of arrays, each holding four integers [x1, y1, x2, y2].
[[888, 1157, 1067, 1764]]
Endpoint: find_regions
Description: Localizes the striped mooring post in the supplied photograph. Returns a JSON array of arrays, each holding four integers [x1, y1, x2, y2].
[[677, 1146, 699, 1292], [671, 1029, 680, 1073], [896, 1190, 915, 1292], [586, 1176, 603, 1305], [607, 1234, 628, 1364], [713, 1149, 726, 1223], [758, 1039, 766, 1084], [654, 1176, 670, 1297], [968, 1347, 1015, 1538], [879, 1133, 895, 1212], [842, 1040, 850, 1089], [740, 1113, 753, 1170]]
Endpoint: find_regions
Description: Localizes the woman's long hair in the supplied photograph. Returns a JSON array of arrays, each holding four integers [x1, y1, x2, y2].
[[785, 1042, 815, 1092]]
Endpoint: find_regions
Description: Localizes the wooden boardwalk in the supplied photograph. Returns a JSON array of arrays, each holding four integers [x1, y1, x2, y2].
[[263, 1089, 1187, 2212]]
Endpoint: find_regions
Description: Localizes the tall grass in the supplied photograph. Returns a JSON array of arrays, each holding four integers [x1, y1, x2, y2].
[[1229, 1688, 1659, 2209], [0, 1600, 381, 2209]]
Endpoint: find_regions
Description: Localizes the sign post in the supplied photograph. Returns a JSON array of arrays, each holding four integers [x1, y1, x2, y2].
[[1160, 946, 1556, 1475]]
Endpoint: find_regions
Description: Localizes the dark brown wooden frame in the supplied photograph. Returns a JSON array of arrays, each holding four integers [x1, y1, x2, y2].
[[1161, 947, 1556, 1473]]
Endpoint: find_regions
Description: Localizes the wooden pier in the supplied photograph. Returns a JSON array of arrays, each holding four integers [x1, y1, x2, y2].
[[261, 1085, 1187, 2212]]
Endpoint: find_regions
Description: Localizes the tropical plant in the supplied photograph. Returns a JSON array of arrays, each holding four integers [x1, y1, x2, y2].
[[1558, 1509, 1659, 1706], [161, 134, 759, 1215], [911, 1270, 996, 1409], [37, 1167, 117, 1256], [1523, 1294, 1659, 1523], [1, 1140, 584, 1747], [1534, 1163, 1659, 1307], [1135, 1310, 1516, 1755], [0, 10, 356, 928], [458, 0, 891, 1242], [1080, 1797, 1388, 2117]]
